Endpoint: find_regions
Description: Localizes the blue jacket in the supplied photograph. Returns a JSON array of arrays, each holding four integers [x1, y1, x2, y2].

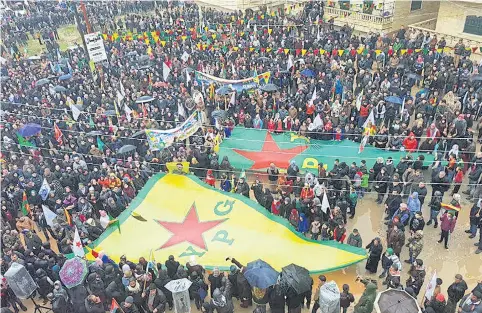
[[407, 192, 421, 213]]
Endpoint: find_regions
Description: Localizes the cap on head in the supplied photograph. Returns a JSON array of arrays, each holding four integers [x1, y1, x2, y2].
[[125, 296, 134, 304]]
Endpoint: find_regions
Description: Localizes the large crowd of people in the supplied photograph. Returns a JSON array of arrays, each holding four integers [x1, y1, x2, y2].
[[1, 1, 482, 313]]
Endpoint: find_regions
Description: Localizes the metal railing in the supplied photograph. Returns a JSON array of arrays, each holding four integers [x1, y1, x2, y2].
[[324, 6, 394, 25]]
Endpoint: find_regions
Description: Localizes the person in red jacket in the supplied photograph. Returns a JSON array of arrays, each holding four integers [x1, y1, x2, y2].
[[333, 224, 346, 243], [403, 132, 418, 152], [451, 167, 464, 196], [205, 169, 216, 187], [267, 118, 275, 133], [271, 197, 281, 215], [300, 183, 314, 204]]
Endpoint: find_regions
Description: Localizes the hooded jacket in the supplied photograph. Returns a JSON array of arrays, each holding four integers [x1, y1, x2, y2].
[[354, 282, 377, 313], [407, 192, 421, 213]]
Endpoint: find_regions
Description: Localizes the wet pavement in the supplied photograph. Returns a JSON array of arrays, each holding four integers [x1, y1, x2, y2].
[[23, 169, 481, 313]]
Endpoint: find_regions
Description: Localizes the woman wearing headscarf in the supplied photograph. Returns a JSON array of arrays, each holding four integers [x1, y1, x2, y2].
[[365, 237, 383, 274], [297, 213, 309, 235]]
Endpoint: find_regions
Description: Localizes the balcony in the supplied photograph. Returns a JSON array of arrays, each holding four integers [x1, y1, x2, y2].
[[409, 18, 482, 58], [324, 6, 394, 33]]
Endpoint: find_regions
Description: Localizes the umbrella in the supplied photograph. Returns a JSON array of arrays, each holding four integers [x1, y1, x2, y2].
[[59, 257, 88, 289], [260, 84, 279, 92], [385, 96, 403, 105], [126, 51, 138, 57], [53, 85, 68, 93], [104, 110, 116, 116], [257, 57, 270, 62], [300, 69, 315, 77], [59, 73, 72, 81], [118, 145, 136, 154], [216, 85, 234, 95], [0, 76, 10, 82], [295, 58, 305, 64], [138, 55, 150, 62], [137, 64, 152, 70], [132, 130, 146, 137], [406, 73, 421, 81], [165, 278, 192, 293], [280, 264, 312, 294], [136, 95, 155, 103], [86, 130, 102, 136], [374, 289, 422, 313], [36, 78, 50, 86], [211, 110, 227, 120], [18, 123, 41, 137], [244, 259, 279, 289], [470, 74, 482, 81]]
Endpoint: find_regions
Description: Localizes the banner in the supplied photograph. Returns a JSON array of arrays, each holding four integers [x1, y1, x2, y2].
[[195, 71, 270, 92], [146, 112, 202, 150]]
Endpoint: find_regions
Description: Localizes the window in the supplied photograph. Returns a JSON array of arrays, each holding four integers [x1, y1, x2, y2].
[[410, 0, 422, 11], [464, 15, 482, 36]]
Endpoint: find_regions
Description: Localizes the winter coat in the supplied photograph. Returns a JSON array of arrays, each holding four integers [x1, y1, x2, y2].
[[408, 233, 424, 258], [407, 193, 421, 213], [84, 299, 104, 313], [387, 229, 405, 255], [210, 280, 235, 313], [165, 259, 180, 279], [143, 289, 167, 313], [347, 233, 363, 248], [353, 282, 377, 313], [447, 281, 468, 303], [69, 285, 88, 313], [106, 280, 126, 304], [409, 216, 425, 233], [440, 214, 457, 232], [458, 294, 482, 313], [406, 266, 426, 295], [340, 291, 355, 309]]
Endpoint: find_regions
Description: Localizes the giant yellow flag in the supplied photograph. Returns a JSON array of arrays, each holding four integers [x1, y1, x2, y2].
[[78, 174, 366, 273]]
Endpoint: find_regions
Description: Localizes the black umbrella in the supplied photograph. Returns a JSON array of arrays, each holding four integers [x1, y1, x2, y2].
[[280, 264, 312, 294], [211, 110, 227, 120], [260, 84, 279, 92], [216, 85, 233, 95], [136, 95, 155, 103], [53, 85, 68, 93], [470, 74, 482, 82], [118, 145, 136, 154], [36, 78, 50, 86], [406, 73, 421, 81], [375, 289, 422, 313], [132, 130, 146, 137]]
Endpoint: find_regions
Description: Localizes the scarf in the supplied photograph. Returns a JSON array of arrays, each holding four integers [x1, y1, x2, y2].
[[127, 281, 141, 293]]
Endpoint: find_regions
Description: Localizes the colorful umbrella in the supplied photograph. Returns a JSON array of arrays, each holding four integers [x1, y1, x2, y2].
[[59, 257, 88, 288]]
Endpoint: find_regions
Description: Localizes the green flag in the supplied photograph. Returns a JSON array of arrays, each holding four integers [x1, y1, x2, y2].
[[16, 133, 35, 148], [89, 115, 95, 128], [107, 214, 121, 233], [97, 137, 105, 152]]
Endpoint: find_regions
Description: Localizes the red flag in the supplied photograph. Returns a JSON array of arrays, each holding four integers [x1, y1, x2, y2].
[[110, 298, 121, 313], [54, 123, 63, 145]]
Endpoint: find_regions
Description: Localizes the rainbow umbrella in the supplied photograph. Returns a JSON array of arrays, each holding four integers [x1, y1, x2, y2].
[[59, 257, 88, 288]]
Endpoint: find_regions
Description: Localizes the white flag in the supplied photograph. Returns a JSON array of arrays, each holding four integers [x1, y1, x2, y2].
[[310, 87, 317, 103], [308, 114, 323, 131], [72, 227, 85, 257], [362, 110, 375, 129], [117, 90, 124, 103], [356, 91, 363, 110], [230, 92, 236, 106], [287, 55, 294, 71], [181, 51, 190, 62], [359, 135, 368, 154], [42, 205, 57, 227], [231, 64, 236, 76], [119, 81, 126, 97], [178, 102, 186, 118], [186, 70, 191, 84], [163, 62, 171, 81], [38, 178, 51, 201], [321, 191, 330, 214], [215, 118, 222, 130], [71, 104, 81, 121], [424, 271, 438, 300], [124, 104, 133, 122], [400, 97, 406, 119]]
